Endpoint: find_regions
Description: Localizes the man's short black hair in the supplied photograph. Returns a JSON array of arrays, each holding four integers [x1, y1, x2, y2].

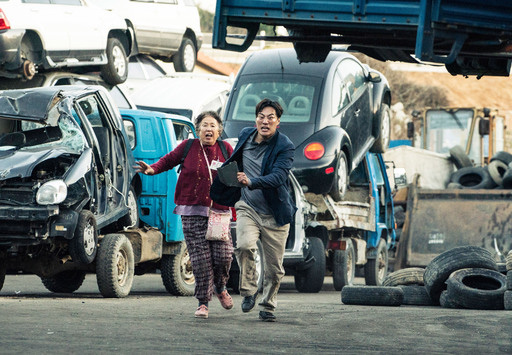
[[255, 98, 284, 118]]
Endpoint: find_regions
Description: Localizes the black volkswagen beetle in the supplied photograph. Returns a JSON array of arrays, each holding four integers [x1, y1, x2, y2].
[[222, 48, 391, 200]]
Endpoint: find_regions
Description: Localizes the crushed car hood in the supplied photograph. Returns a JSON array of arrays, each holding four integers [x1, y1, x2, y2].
[[0, 148, 72, 180], [0, 88, 61, 122]]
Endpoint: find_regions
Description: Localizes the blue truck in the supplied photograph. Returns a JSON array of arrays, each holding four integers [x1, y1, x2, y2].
[[213, 0, 512, 78]]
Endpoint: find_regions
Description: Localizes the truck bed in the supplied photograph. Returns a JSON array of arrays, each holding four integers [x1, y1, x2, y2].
[[213, 0, 512, 76]]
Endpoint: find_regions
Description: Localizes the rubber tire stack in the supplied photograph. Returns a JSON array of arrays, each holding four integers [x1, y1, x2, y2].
[[505, 251, 512, 310]]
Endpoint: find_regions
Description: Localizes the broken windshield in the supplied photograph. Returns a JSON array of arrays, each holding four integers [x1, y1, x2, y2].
[[0, 101, 87, 154]]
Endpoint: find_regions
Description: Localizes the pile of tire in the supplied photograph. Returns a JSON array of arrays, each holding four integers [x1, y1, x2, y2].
[[341, 246, 509, 310], [505, 251, 512, 310], [447, 147, 512, 189]]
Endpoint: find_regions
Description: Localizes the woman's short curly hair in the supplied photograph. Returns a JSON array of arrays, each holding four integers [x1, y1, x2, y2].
[[194, 111, 223, 133]]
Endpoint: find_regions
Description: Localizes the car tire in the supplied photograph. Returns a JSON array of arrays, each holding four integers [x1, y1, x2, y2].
[[41, 270, 87, 294], [329, 151, 349, 202], [341, 285, 403, 306], [423, 246, 498, 304], [117, 186, 139, 230], [445, 268, 506, 310], [332, 239, 355, 291], [450, 166, 495, 189], [399, 285, 434, 306], [173, 37, 196, 72], [96, 233, 135, 298], [382, 267, 425, 286], [487, 159, 508, 186], [504, 290, 512, 310], [370, 103, 391, 153], [69, 210, 98, 265], [0, 260, 6, 292], [449, 145, 473, 169], [101, 37, 128, 85], [439, 290, 462, 308], [294, 237, 326, 293], [160, 242, 195, 296], [20, 36, 40, 80], [490, 151, 512, 165], [364, 238, 388, 286]]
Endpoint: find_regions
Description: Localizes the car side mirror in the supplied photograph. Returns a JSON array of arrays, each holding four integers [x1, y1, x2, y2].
[[478, 118, 490, 136], [368, 71, 381, 83], [407, 122, 414, 139]]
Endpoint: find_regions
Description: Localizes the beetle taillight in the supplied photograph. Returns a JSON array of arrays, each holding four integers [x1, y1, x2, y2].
[[0, 9, 10, 31], [304, 142, 325, 160]]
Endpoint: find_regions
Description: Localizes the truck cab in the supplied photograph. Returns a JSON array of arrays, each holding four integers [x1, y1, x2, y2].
[[407, 107, 505, 166]]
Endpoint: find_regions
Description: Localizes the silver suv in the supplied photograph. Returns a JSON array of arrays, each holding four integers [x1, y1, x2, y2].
[[92, 0, 203, 72], [0, 0, 134, 85]]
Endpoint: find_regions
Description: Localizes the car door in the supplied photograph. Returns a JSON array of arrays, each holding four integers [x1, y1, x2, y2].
[[16, 0, 71, 57], [336, 59, 373, 158], [155, 0, 185, 52], [54, 0, 104, 52]]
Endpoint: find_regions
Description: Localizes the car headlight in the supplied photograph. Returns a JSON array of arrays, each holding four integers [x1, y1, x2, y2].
[[36, 180, 68, 205]]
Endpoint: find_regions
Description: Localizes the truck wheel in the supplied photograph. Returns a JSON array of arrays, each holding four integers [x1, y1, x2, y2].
[[117, 186, 139, 230], [173, 37, 196, 72], [423, 246, 497, 304], [370, 103, 391, 153], [445, 268, 506, 310], [332, 239, 355, 291], [294, 237, 326, 293], [69, 210, 98, 265], [364, 238, 388, 286], [329, 151, 348, 202], [341, 285, 403, 306], [382, 267, 425, 286], [160, 242, 195, 296], [398, 285, 434, 305], [101, 37, 128, 85], [96, 233, 135, 298], [41, 270, 87, 293]]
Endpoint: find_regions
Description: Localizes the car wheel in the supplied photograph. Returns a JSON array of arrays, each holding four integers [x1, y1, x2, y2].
[[364, 238, 388, 286], [69, 210, 98, 264], [101, 37, 128, 85], [117, 186, 139, 230], [329, 151, 349, 202], [370, 103, 391, 153], [0, 260, 6, 292], [96, 233, 135, 298], [173, 37, 196, 72], [160, 241, 195, 296], [19, 37, 38, 80], [294, 237, 326, 293], [332, 239, 355, 291], [41, 270, 87, 294]]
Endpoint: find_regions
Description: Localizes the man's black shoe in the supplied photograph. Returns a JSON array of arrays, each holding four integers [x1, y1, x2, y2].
[[241, 293, 258, 313], [259, 311, 276, 322]]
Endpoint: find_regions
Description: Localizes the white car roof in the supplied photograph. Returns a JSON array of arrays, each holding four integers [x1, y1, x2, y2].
[[130, 74, 232, 110]]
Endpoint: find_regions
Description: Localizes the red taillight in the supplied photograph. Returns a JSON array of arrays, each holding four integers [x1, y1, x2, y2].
[[230, 207, 237, 222], [327, 240, 347, 250], [304, 142, 325, 160], [325, 167, 334, 174], [0, 10, 11, 30]]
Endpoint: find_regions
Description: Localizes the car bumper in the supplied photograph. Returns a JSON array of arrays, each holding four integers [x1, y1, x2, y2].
[[0, 29, 25, 67], [292, 157, 337, 195]]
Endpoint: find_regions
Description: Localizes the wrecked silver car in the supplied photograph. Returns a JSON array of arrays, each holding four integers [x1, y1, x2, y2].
[[0, 86, 140, 286]]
